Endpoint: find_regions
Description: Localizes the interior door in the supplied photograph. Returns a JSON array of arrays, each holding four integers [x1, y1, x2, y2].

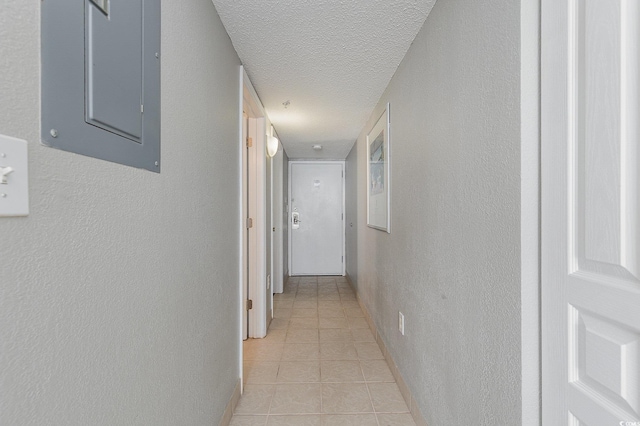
[[542, 0, 640, 424], [289, 161, 344, 276]]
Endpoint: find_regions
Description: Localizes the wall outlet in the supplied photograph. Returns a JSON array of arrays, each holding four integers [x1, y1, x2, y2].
[[398, 311, 405, 336]]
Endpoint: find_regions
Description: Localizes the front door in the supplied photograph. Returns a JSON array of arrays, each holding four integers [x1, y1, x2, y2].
[[542, 0, 640, 424], [289, 161, 344, 276]]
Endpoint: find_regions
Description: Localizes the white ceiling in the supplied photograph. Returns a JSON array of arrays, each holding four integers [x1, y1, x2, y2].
[[211, 0, 437, 160]]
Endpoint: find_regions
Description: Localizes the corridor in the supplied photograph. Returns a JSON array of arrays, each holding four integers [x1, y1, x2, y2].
[[230, 276, 416, 426]]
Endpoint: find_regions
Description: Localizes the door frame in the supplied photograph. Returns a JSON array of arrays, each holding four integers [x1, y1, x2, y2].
[[288, 160, 346, 277], [239, 67, 269, 379]]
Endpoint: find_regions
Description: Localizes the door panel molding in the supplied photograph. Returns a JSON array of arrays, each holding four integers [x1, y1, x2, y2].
[[542, 0, 640, 423]]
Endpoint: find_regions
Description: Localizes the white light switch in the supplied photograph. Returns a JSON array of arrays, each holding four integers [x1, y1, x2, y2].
[[0, 134, 29, 217]]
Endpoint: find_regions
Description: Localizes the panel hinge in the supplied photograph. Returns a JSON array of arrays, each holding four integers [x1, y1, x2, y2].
[[342, 256, 344, 263], [246, 299, 253, 310], [246, 217, 253, 229], [140, 104, 144, 114], [246, 137, 253, 148], [342, 213, 344, 220]]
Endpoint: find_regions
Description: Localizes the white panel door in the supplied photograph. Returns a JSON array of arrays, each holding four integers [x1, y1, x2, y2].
[[290, 162, 344, 276], [542, 0, 640, 424]]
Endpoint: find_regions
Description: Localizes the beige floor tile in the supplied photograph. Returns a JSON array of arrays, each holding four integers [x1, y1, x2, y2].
[[355, 342, 384, 360], [319, 317, 349, 329], [320, 342, 358, 360], [321, 414, 378, 425], [318, 282, 337, 288], [321, 383, 373, 413], [286, 329, 319, 343], [340, 294, 357, 302], [269, 318, 290, 330], [292, 308, 318, 318], [360, 360, 395, 382], [282, 343, 320, 360], [341, 300, 361, 309], [229, 415, 268, 426], [270, 383, 322, 414], [267, 415, 322, 425], [296, 285, 316, 291], [274, 308, 292, 319], [274, 299, 294, 309], [293, 300, 318, 309], [348, 317, 370, 329], [376, 413, 417, 425], [297, 285, 318, 291], [318, 308, 346, 318], [289, 317, 319, 329], [318, 293, 341, 301], [295, 294, 319, 301], [274, 292, 295, 300], [244, 342, 284, 361], [317, 286, 336, 291], [320, 360, 364, 382], [234, 385, 275, 415], [344, 307, 365, 317], [277, 361, 320, 382], [262, 329, 287, 343], [318, 301, 343, 310], [243, 361, 280, 384], [368, 383, 409, 413], [319, 329, 353, 342], [350, 328, 375, 342]]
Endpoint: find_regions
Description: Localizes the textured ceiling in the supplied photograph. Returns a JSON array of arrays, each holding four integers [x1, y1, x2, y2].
[[211, 0, 437, 159]]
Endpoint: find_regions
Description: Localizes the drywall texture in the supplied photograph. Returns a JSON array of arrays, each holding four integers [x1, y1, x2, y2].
[[211, 0, 437, 160], [345, 142, 358, 288], [0, 0, 241, 424], [355, 0, 522, 424]]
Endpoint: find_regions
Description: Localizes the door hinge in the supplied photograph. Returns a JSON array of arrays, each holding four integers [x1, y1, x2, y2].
[[342, 213, 344, 220], [246, 299, 253, 310], [246, 137, 253, 148], [342, 256, 344, 263], [246, 217, 253, 229]]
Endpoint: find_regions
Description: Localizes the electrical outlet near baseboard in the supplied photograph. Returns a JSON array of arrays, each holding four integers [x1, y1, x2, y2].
[[398, 311, 405, 336]]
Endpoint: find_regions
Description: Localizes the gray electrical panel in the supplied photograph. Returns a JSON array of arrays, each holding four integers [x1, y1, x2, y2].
[[41, 0, 161, 172]]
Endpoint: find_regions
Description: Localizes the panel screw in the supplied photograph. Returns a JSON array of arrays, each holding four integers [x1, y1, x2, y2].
[[155, 52, 159, 58], [155, 161, 159, 166], [0, 153, 5, 158], [0, 193, 6, 198], [50, 129, 58, 138]]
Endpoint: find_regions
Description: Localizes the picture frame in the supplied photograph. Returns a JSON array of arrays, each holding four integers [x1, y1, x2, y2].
[[366, 103, 390, 233]]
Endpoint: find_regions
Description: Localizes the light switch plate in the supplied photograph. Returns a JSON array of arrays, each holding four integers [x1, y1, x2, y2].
[[0, 134, 29, 217]]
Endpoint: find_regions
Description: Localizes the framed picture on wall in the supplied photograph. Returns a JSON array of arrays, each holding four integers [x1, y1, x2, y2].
[[367, 103, 390, 233]]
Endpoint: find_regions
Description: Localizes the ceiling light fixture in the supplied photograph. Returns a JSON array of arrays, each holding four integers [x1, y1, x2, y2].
[[312, 144, 322, 151], [266, 125, 279, 158]]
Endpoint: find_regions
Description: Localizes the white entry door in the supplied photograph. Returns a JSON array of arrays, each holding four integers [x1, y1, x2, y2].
[[542, 0, 640, 424], [289, 161, 344, 276]]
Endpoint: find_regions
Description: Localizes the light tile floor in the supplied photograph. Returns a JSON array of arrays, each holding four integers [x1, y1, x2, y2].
[[231, 276, 416, 426]]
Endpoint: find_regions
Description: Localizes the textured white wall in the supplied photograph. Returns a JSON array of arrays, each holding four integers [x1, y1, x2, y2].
[[354, 0, 524, 424], [0, 0, 241, 424], [345, 143, 358, 288]]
